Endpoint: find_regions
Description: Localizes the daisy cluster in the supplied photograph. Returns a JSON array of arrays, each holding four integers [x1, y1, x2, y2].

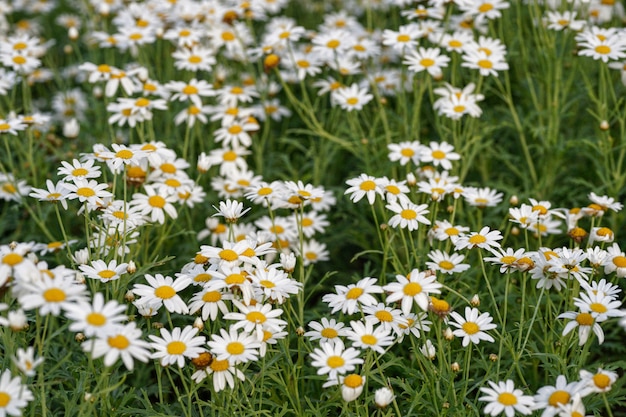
[[342, 140, 626, 412]]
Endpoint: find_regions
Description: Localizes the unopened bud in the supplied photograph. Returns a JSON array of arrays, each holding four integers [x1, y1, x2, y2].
[[470, 294, 480, 307], [446, 205, 454, 213], [98, 3, 110, 15], [84, 393, 95, 403], [451, 362, 460, 372], [443, 327, 454, 341], [264, 53, 280, 72], [9, 241, 17, 250], [374, 387, 395, 408], [193, 316, 204, 331], [124, 290, 135, 303], [431, 191, 440, 201], [152, 322, 164, 330], [127, 260, 137, 274], [75, 332, 86, 342], [406, 172, 417, 186], [600, 120, 609, 131], [63, 118, 80, 138], [380, 223, 388, 231], [510, 226, 520, 236], [509, 195, 519, 206], [63, 44, 73, 54], [489, 353, 498, 362], [296, 326, 305, 336], [93, 86, 103, 98], [75, 272, 85, 284]]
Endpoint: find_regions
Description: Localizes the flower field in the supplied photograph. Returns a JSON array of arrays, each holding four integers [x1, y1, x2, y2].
[[1, 0, 626, 416]]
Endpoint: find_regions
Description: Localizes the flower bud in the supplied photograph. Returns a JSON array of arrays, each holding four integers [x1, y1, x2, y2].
[[68, 27, 79, 40], [443, 327, 454, 341], [127, 260, 137, 274], [420, 340, 436, 360], [124, 290, 135, 303], [509, 195, 519, 206], [75, 332, 86, 342], [451, 362, 460, 372], [296, 326, 305, 336], [374, 387, 395, 408], [264, 54, 280, 72], [8, 309, 28, 331], [600, 120, 609, 131], [63, 118, 80, 138], [406, 172, 417, 187], [489, 353, 498, 362], [193, 316, 204, 331], [197, 152, 211, 173], [470, 294, 480, 307]]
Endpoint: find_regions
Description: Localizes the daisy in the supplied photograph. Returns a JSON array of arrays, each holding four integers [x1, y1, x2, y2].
[[426, 250, 470, 274], [581, 278, 621, 299], [304, 317, 350, 345], [439, 30, 475, 53], [403, 47, 450, 78], [462, 47, 509, 77], [322, 276, 383, 315], [166, 79, 215, 108], [557, 310, 604, 345], [0, 117, 27, 135], [459, 0, 510, 24], [132, 273, 191, 315], [64, 292, 127, 337], [331, 83, 373, 112], [309, 339, 363, 380], [379, 177, 410, 203], [98, 144, 148, 174], [12, 346, 44, 377], [585, 191, 623, 215], [208, 327, 261, 365], [577, 30, 626, 63], [62, 179, 113, 208], [192, 356, 245, 392], [574, 291, 624, 322], [454, 226, 503, 251], [345, 320, 395, 354], [215, 84, 259, 107], [341, 374, 366, 402], [543, 11, 586, 32], [483, 247, 529, 273], [213, 119, 258, 148], [87, 321, 151, 371], [29, 179, 70, 210], [429, 220, 469, 243], [17, 273, 88, 317], [250, 267, 301, 304], [287, 50, 324, 81], [149, 326, 207, 368], [311, 29, 354, 61], [533, 375, 583, 417], [602, 243, 626, 277], [224, 300, 287, 341], [386, 199, 431, 231], [387, 141, 422, 166], [0, 369, 34, 416], [578, 368, 617, 396], [448, 307, 497, 347], [478, 379, 535, 417], [384, 269, 442, 314], [0, 243, 37, 286], [130, 185, 178, 225], [420, 141, 461, 171], [172, 46, 216, 72], [381, 24, 422, 53], [188, 283, 233, 321], [298, 239, 330, 266]]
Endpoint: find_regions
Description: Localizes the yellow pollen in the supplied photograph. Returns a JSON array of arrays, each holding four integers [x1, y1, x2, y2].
[[361, 334, 377, 345], [13, 42, 28, 50], [98, 270, 116, 279], [498, 392, 517, 406], [115, 149, 134, 160], [501, 256, 517, 264], [72, 167, 89, 177], [346, 287, 364, 299], [195, 254, 209, 264], [129, 33, 143, 41], [194, 273, 212, 283], [179, 29, 191, 37], [47, 192, 62, 200], [548, 391, 570, 407], [2, 253, 23, 266], [445, 227, 459, 236], [595, 45, 611, 55], [219, 249, 239, 261], [532, 205, 548, 215], [141, 143, 157, 152], [462, 321, 479, 334], [12, 55, 27, 65], [344, 374, 363, 388], [221, 31, 236, 41], [353, 44, 365, 52], [246, 311, 266, 323], [160, 163, 176, 174], [108, 334, 129, 349], [438, 260, 455, 270], [43, 288, 66, 302], [0, 123, 10, 131], [321, 328, 338, 338], [135, 98, 150, 107], [375, 310, 393, 322], [326, 39, 340, 49], [468, 234, 487, 244], [259, 280, 275, 288], [432, 150, 446, 159], [202, 291, 221, 302], [226, 341, 244, 355], [453, 105, 466, 113], [167, 341, 186, 355], [327, 355, 345, 368], [231, 86, 244, 95], [593, 373, 611, 389], [305, 251, 317, 260], [386, 185, 401, 195], [301, 218, 314, 228], [420, 58, 435, 67], [86, 312, 107, 326], [148, 195, 166, 208], [164, 178, 181, 188], [97, 64, 111, 73], [596, 227, 613, 237], [478, 47, 492, 56], [397, 34, 410, 43], [47, 241, 63, 250], [182, 85, 198, 95], [296, 59, 310, 68], [590, 302, 607, 314], [77, 187, 95, 197], [359, 180, 376, 191], [449, 40, 462, 48], [478, 59, 493, 69], [228, 125, 243, 134], [188, 55, 202, 64], [270, 225, 284, 234], [401, 209, 417, 220], [154, 285, 176, 299], [225, 273, 245, 285], [612, 256, 626, 268], [403, 282, 422, 296], [346, 97, 359, 106], [576, 312, 594, 326], [478, 3, 494, 13], [210, 359, 230, 372], [127, 166, 146, 178]]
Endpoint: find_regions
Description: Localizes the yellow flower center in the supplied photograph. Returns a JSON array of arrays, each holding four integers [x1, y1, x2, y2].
[[321, 328, 338, 338], [478, 59, 493, 69], [148, 195, 166, 208], [154, 285, 176, 299], [420, 58, 435, 67], [375, 310, 393, 322], [327, 355, 345, 368], [438, 260, 454, 270], [548, 390, 570, 407], [432, 150, 446, 159], [403, 282, 422, 296], [228, 125, 243, 134], [43, 288, 66, 302], [210, 359, 230, 372], [129, 33, 143, 41], [449, 40, 462, 48], [98, 270, 116, 279], [478, 3, 494, 13], [576, 312, 594, 326], [453, 105, 466, 113], [361, 334, 377, 345], [167, 341, 186, 355], [589, 302, 607, 314], [326, 39, 340, 49], [246, 311, 266, 323], [498, 392, 517, 406], [259, 280, 275, 289], [200, 290, 220, 303], [12, 55, 27, 65], [221, 31, 236, 41], [270, 225, 284, 234], [346, 287, 364, 299], [225, 273, 245, 285], [401, 209, 417, 220], [468, 234, 487, 244], [0, 123, 10, 131], [115, 149, 134, 160], [2, 253, 23, 266], [595, 45, 611, 55], [135, 98, 150, 107], [346, 97, 359, 106], [397, 34, 410, 43], [445, 227, 459, 236], [86, 312, 107, 326], [612, 256, 626, 268], [344, 374, 363, 388], [226, 341, 244, 355], [77, 187, 95, 197], [593, 373, 611, 389], [183, 85, 198, 95], [160, 163, 176, 174], [462, 321, 479, 335], [108, 334, 129, 349], [97, 64, 111, 73]]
